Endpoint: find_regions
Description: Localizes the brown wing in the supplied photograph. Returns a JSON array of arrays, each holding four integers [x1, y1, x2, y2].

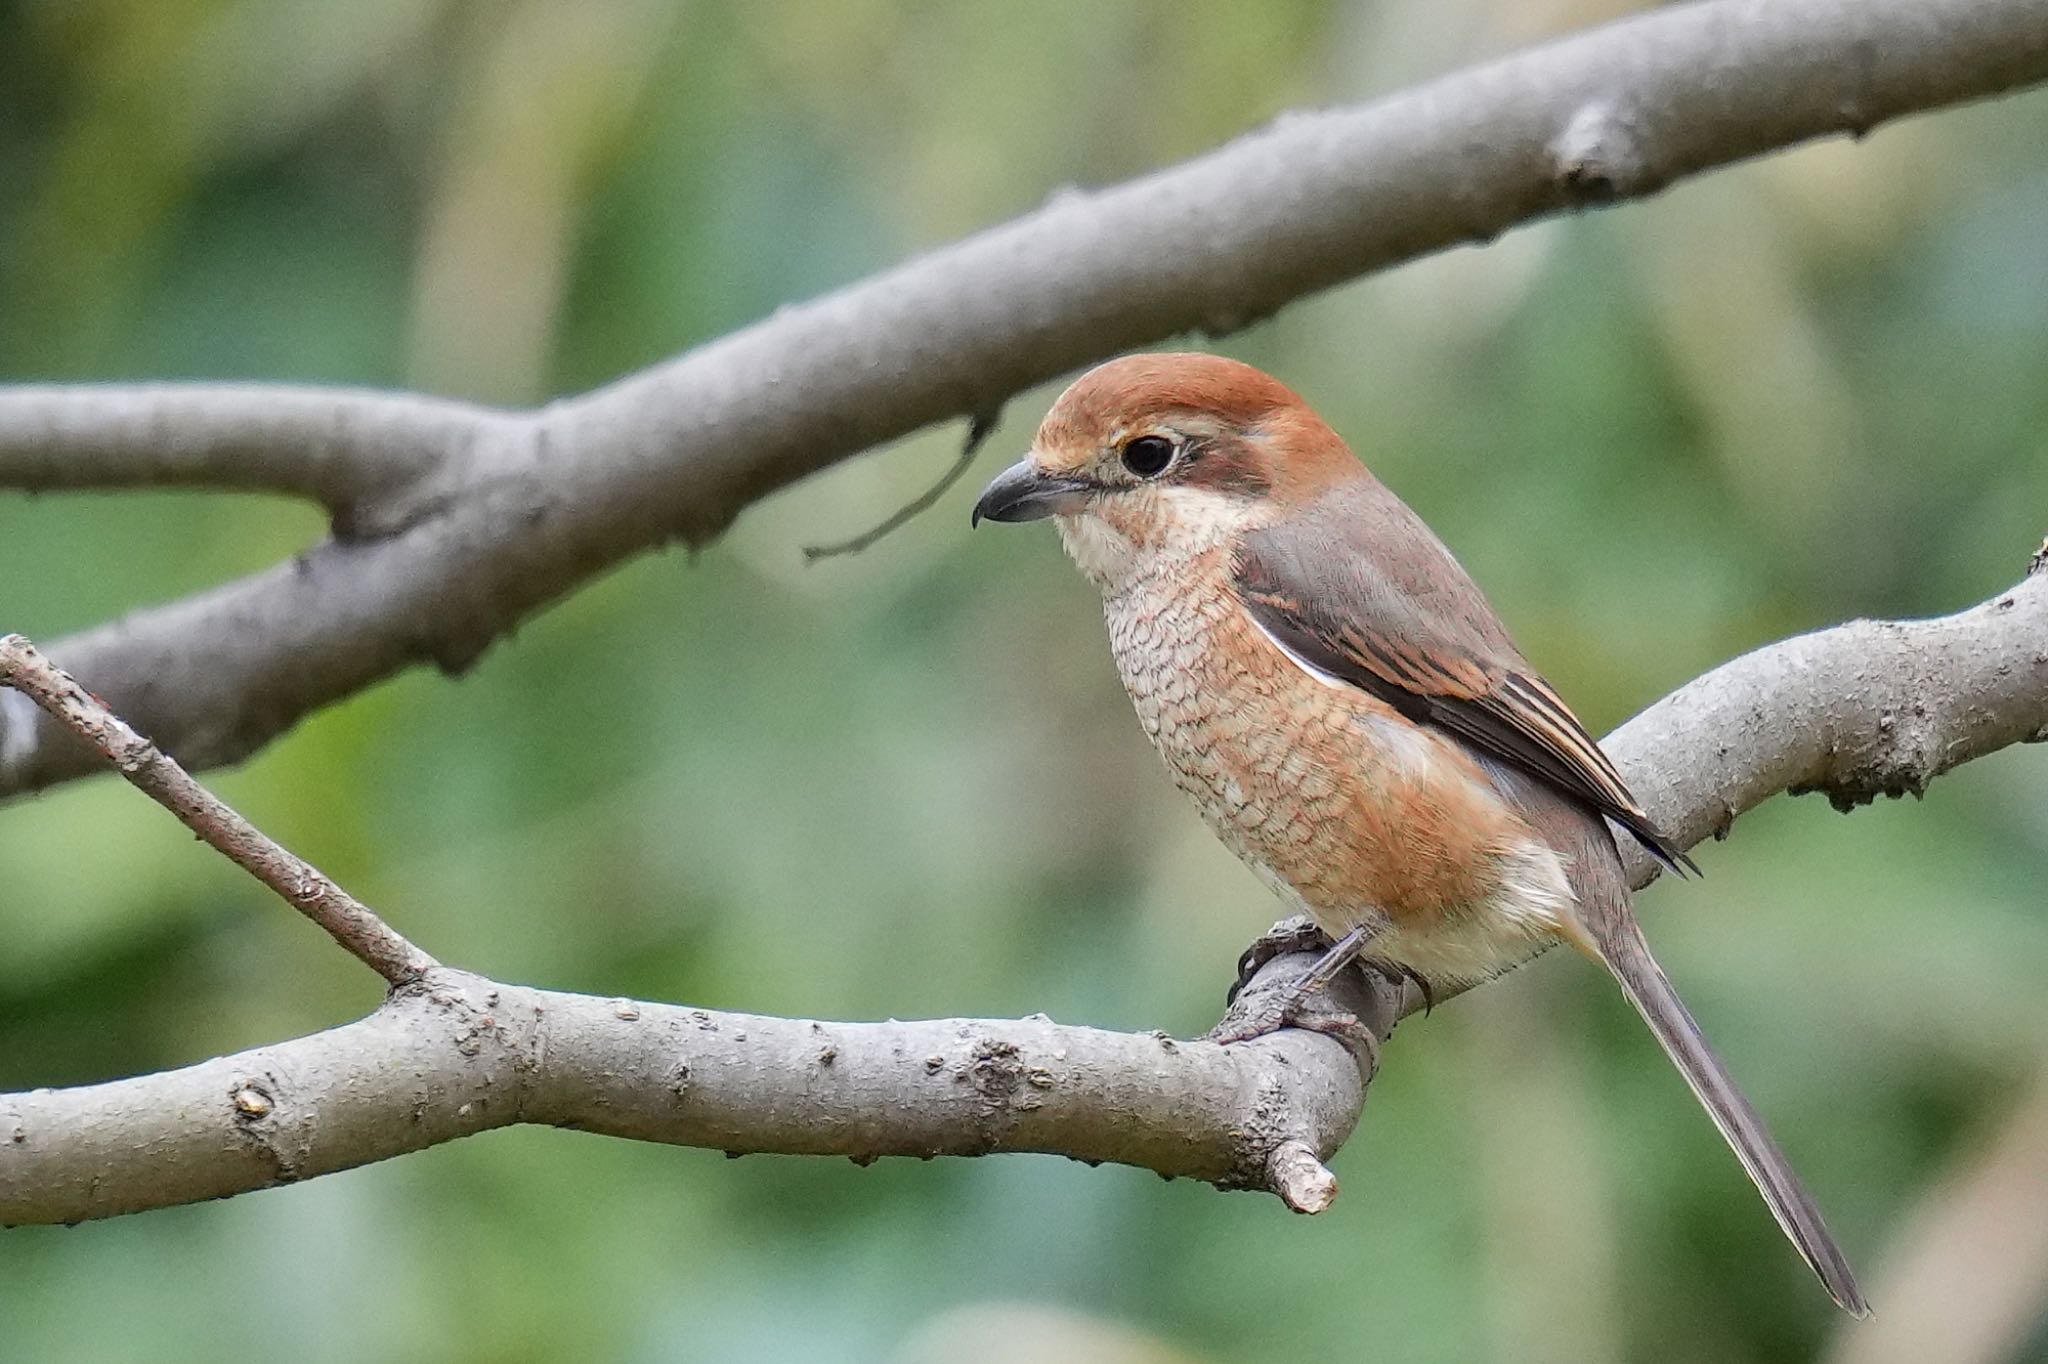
[[1235, 483, 1697, 876]]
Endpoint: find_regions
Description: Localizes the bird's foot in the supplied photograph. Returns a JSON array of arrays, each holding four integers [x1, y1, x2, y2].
[[1225, 915, 1335, 1007], [1208, 967, 1381, 1074], [1212, 919, 1386, 1070]]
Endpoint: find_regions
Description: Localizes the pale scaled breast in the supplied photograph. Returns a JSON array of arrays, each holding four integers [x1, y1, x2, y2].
[[1098, 553, 1567, 980], [1100, 557, 1375, 914]]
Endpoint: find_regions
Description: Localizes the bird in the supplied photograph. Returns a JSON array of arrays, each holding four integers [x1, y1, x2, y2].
[[970, 352, 1866, 1316]]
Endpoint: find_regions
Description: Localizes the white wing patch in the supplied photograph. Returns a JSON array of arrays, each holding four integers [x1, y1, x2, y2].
[[1247, 614, 1349, 692]]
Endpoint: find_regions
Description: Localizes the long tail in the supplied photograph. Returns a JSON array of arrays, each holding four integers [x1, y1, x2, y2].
[[1575, 909, 1869, 1317]]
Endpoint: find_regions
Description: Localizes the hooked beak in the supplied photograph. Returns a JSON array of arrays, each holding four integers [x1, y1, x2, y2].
[[971, 458, 1093, 528]]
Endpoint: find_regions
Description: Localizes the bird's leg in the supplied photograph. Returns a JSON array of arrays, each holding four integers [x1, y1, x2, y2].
[[1224, 914, 1334, 1006], [1295, 924, 1375, 996], [1208, 923, 1383, 1068]]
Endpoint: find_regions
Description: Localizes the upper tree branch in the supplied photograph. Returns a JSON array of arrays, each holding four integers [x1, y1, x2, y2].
[[0, 385, 504, 519], [4, 562, 2042, 1227], [2, 0, 2044, 797]]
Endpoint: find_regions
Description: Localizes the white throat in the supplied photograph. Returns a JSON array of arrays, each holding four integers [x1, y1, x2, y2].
[[1054, 486, 1253, 595], [1053, 513, 1138, 591]]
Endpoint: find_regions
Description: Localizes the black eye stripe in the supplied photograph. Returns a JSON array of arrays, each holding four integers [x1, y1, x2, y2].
[[1119, 435, 1176, 478]]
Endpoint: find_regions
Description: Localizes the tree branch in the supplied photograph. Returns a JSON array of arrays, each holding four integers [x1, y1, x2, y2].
[[0, 385, 504, 521], [0, 959, 1384, 1227], [2, 0, 2044, 798], [1611, 552, 2048, 857], [5, 561, 2042, 1227], [0, 635, 435, 985]]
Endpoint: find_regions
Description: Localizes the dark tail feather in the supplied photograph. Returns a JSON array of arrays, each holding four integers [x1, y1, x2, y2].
[[1584, 913, 1868, 1317]]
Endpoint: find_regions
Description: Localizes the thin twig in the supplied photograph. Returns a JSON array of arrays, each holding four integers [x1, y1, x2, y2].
[[802, 410, 1004, 561], [0, 634, 436, 985]]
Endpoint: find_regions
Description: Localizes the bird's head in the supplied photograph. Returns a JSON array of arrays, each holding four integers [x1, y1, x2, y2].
[[971, 352, 1361, 590]]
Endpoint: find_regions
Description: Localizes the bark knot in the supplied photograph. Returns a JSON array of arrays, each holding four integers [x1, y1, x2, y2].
[[967, 1037, 1024, 1100], [1550, 101, 1646, 203]]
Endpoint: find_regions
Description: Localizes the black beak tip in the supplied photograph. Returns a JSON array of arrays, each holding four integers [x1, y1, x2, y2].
[[972, 458, 1085, 529]]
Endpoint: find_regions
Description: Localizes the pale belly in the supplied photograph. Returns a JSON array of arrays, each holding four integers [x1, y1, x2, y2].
[[1100, 569, 1575, 987]]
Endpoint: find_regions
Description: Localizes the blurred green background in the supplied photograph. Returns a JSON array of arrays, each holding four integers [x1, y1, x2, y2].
[[4, 1, 2048, 1361]]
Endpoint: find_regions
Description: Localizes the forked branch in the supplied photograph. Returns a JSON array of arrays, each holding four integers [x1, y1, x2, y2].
[[0, 636, 434, 984], [4, 559, 2042, 1227]]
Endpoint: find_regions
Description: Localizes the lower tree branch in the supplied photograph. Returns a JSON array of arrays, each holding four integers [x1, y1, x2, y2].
[[3, 558, 2042, 1227], [0, 957, 1383, 1227], [1608, 548, 2048, 865]]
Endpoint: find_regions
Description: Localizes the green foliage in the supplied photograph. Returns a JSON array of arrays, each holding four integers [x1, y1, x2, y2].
[[4, 3, 2048, 1360]]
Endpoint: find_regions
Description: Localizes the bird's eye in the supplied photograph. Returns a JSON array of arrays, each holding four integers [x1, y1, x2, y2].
[[1119, 435, 1177, 479]]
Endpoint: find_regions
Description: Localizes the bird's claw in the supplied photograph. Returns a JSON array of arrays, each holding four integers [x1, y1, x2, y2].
[[1370, 959, 1437, 1015]]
